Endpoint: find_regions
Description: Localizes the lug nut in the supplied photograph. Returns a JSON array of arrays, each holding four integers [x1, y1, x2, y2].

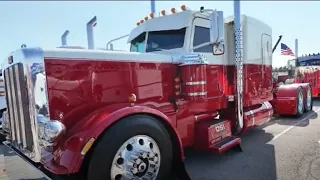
[[142, 153, 147, 158], [135, 159, 141, 164], [132, 168, 138, 174], [126, 161, 134, 167]]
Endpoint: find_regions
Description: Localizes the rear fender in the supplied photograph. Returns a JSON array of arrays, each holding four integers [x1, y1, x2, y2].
[[289, 83, 311, 105], [275, 84, 304, 115], [48, 106, 183, 174]]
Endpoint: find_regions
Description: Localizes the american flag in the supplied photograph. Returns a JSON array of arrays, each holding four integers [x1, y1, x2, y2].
[[281, 43, 295, 56]]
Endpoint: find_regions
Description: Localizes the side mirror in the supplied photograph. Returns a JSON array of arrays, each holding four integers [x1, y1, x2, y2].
[[209, 11, 225, 55], [213, 43, 225, 56]]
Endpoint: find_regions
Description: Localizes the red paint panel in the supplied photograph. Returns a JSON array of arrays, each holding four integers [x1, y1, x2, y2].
[[42, 57, 274, 174], [243, 64, 273, 107]]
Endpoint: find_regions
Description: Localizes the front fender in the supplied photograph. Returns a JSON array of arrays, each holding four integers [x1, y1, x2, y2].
[[275, 84, 305, 115], [44, 105, 183, 175]]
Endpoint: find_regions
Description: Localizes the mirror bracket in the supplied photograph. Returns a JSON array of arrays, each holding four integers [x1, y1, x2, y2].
[[209, 10, 225, 55]]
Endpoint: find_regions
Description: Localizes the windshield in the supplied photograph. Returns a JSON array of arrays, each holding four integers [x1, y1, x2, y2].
[[130, 28, 186, 53], [130, 32, 146, 53], [287, 59, 297, 69], [146, 28, 186, 52]]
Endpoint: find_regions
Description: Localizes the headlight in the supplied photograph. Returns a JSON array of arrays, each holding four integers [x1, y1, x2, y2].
[[37, 115, 65, 147]]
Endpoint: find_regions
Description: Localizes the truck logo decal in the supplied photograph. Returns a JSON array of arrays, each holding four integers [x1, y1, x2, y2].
[[215, 124, 225, 132]]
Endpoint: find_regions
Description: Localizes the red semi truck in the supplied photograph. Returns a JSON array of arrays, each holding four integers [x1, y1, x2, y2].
[[0, 2, 313, 180], [274, 55, 320, 98]]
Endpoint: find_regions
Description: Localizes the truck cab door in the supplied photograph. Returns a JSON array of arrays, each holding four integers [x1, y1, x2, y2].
[[190, 17, 224, 99]]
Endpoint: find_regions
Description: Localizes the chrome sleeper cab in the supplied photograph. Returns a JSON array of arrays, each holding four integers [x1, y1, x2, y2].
[[1, 48, 65, 163]]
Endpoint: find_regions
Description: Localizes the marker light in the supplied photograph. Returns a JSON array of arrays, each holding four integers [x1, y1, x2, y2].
[[150, 13, 155, 18], [181, 5, 186, 11], [136, 22, 140, 26], [144, 16, 149, 21], [171, 8, 176, 14], [128, 93, 137, 103], [81, 138, 95, 155], [161, 10, 166, 16], [140, 20, 144, 23]]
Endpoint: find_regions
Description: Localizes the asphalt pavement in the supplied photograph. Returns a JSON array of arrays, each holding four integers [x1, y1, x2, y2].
[[1, 101, 320, 180], [185, 100, 320, 180]]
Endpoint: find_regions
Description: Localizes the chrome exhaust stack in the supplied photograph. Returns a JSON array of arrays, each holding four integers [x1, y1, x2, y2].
[[87, 16, 97, 49], [233, 0, 244, 133], [61, 30, 70, 46]]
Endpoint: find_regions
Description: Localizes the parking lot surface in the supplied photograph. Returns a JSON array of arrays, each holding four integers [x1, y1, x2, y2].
[[1, 101, 320, 180]]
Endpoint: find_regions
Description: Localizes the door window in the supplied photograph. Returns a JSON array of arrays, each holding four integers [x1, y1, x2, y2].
[[193, 26, 212, 53]]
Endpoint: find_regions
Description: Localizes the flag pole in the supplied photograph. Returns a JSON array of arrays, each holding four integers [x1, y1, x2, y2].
[[295, 38, 298, 58]]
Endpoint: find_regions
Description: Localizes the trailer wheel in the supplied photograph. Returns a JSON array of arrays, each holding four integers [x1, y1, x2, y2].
[[304, 85, 313, 111], [296, 87, 304, 116], [87, 115, 173, 180]]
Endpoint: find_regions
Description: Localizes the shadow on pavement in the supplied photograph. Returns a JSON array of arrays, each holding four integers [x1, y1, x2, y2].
[[184, 128, 276, 180], [266, 109, 318, 128], [261, 98, 320, 128]]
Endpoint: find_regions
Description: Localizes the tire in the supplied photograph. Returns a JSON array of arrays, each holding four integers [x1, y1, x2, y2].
[[296, 87, 304, 117], [87, 115, 173, 180], [304, 85, 313, 111]]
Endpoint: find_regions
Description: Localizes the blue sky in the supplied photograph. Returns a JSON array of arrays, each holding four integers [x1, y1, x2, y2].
[[0, 1, 319, 67]]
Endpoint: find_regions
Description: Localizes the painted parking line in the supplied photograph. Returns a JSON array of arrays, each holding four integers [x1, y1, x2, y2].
[[272, 108, 320, 141]]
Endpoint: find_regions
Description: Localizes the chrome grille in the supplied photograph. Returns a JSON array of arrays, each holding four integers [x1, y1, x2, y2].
[[4, 63, 34, 151]]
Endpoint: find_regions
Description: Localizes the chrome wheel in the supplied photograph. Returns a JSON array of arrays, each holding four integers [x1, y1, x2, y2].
[[111, 135, 161, 180], [298, 91, 304, 113], [307, 88, 312, 109]]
